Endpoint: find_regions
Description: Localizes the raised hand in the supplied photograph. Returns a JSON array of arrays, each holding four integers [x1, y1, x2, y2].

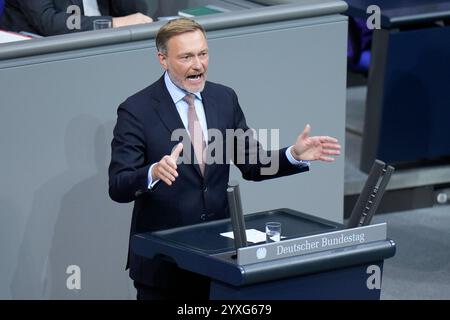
[[291, 124, 341, 162], [151, 143, 183, 186]]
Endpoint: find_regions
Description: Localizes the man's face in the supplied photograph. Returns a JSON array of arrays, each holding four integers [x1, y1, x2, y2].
[[158, 30, 209, 93]]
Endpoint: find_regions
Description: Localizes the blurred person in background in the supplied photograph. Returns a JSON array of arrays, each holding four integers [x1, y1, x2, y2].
[[0, 0, 153, 36]]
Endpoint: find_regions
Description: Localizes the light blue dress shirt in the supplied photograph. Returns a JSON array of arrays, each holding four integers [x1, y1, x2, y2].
[[147, 72, 309, 188]]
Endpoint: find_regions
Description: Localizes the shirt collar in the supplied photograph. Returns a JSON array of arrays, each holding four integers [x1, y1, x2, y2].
[[164, 72, 202, 104]]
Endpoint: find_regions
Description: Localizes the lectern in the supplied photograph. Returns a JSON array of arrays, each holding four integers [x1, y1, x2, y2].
[[131, 208, 396, 300]]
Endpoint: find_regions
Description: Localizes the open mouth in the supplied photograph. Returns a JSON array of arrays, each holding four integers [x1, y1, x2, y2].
[[187, 73, 203, 81]]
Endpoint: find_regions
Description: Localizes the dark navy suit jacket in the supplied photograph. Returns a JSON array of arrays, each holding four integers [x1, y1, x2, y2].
[[108, 75, 308, 287]]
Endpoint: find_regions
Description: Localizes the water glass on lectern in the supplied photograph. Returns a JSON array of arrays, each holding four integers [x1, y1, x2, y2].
[[266, 222, 281, 243]]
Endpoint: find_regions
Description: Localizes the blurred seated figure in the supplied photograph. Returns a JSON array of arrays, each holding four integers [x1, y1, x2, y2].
[[347, 16, 373, 75], [0, 0, 153, 37]]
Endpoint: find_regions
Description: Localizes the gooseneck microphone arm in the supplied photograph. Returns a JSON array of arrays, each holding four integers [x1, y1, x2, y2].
[[227, 181, 247, 249]]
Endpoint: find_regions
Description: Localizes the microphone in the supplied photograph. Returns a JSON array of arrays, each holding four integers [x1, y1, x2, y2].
[[347, 160, 395, 228], [227, 181, 247, 250]]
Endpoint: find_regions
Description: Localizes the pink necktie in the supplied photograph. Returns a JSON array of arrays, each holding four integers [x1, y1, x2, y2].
[[183, 94, 206, 175]]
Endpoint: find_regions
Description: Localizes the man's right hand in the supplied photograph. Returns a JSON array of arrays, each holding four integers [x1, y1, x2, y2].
[[112, 13, 153, 28], [151, 143, 183, 186]]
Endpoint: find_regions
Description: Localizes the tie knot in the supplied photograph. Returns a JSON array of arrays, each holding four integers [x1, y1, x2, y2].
[[183, 93, 195, 107]]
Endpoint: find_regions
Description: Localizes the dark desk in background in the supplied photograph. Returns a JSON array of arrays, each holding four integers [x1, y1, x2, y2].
[[132, 209, 395, 300], [346, 0, 450, 172]]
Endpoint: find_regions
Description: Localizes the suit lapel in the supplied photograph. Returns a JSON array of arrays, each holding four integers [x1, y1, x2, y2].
[[152, 78, 185, 136], [151, 76, 203, 178], [201, 85, 220, 180]]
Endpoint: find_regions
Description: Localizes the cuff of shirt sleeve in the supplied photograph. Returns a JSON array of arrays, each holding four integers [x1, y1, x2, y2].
[[148, 163, 160, 189], [286, 146, 310, 167]]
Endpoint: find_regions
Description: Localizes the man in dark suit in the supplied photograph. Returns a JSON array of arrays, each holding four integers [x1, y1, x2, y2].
[[0, 0, 152, 36], [108, 18, 341, 300]]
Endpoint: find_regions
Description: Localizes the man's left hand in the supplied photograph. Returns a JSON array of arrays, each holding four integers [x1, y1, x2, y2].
[[291, 124, 341, 162]]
